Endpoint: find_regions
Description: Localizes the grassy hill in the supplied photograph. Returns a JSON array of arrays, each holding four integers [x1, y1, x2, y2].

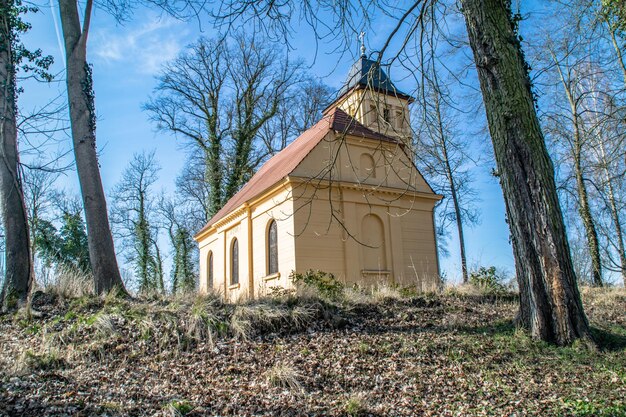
[[1, 281, 624, 416]]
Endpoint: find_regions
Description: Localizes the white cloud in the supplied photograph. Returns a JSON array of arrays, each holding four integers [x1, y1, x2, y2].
[[91, 15, 188, 75]]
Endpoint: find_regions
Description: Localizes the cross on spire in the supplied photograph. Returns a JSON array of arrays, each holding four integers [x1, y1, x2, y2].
[[359, 31, 366, 57]]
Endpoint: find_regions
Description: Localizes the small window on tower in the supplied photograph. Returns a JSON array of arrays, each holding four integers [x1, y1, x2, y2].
[[396, 110, 403, 129], [383, 107, 391, 123]]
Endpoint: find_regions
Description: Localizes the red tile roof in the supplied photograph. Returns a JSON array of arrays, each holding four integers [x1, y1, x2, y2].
[[194, 108, 401, 238]]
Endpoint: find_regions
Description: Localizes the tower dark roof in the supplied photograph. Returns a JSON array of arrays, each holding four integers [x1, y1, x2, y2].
[[336, 56, 413, 101]]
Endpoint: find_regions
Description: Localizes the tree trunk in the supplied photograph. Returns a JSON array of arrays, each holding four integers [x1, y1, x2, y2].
[[432, 80, 469, 284], [598, 139, 626, 286], [204, 142, 223, 219], [0, 0, 34, 308], [58, 0, 125, 295], [608, 26, 626, 86], [460, 0, 592, 345], [552, 57, 604, 286], [573, 152, 603, 286]]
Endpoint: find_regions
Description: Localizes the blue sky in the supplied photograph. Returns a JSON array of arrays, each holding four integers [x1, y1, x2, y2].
[[17, 2, 527, 284]]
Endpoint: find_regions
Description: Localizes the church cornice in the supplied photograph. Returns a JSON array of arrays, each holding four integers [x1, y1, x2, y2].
[[286, 175, 443, 201]]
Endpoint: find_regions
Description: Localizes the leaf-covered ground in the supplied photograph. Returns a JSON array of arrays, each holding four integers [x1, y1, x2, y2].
[[0, 288, 624, 416]]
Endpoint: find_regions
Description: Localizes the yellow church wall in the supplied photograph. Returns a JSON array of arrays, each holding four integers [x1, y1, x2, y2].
[[198, 235, 220, 294], [197, 210, 251, 301], [288, 129, 441, 290], [292, 186, 347, 278], [197, 184, 300, 300], [249, 187, 297, 296], [288, 181, 439, 288], [398, 208, 440, 290]]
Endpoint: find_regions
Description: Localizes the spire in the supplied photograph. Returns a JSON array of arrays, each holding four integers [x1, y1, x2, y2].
[[359, 31, 366, 57]]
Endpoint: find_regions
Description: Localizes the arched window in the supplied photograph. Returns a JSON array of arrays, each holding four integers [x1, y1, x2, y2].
[[230, 239, 239, 285], [267, 220, 278, 275], [360, 153, 376, 179], [207, 251, 213, 289]]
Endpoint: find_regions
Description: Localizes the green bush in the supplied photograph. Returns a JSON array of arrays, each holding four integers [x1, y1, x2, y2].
[[469, 266, 507, 294], [290, 270, 344, 300]]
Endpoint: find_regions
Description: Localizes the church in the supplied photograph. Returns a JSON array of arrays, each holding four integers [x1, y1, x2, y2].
[[194, 52, 442, 300]]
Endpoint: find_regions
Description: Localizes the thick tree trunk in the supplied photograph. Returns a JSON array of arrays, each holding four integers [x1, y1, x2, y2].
[[58, 0, 125, 295], [460, 0, 592, 345], [0, 0, 34, 308]]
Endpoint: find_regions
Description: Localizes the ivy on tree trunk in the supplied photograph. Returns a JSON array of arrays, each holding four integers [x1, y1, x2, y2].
[[0, 0, 35, 309], [58, 0, 126, 295]]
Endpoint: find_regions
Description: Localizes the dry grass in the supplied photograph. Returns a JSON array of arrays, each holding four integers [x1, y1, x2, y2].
[[371, 282, 403, 302], [14, 349, 66, 375], [265, 364, 303, 392], [41, 267, 93, 299]]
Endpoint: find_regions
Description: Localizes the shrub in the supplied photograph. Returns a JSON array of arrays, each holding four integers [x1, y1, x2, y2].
[[469, 266, 507, 294], [290, 270, 344, 300]]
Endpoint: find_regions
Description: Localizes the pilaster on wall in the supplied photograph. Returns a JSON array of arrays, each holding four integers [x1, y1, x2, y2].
[[388, 214, 405, 285]]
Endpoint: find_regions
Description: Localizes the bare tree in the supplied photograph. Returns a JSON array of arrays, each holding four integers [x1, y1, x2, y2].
[[585, 77, 626, 286], [542, 41, 604, 286], [22, 168, 59, 259], [159, 196, 196, 293], [460, 0, 591, 344], [413, 57, 480, 284], [110, 151, 163, 293], [0, 0, 53, 308], [259, 77, 334, 155], [533, 0, 626, 286], [144, 34, 304, 219]]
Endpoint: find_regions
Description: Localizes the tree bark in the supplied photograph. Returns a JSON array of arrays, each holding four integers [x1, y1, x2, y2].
[[573, 152, 603, 286], [0, 0, 34, 308], [58, 0, 125, 295], [460, 0, 592, 345]]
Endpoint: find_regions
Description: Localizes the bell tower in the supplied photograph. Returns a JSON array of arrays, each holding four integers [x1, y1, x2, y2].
[[324, 43, 414, 143]]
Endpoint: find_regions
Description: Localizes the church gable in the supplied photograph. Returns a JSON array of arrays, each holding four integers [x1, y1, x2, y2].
[[290, 111, 434, 197]]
